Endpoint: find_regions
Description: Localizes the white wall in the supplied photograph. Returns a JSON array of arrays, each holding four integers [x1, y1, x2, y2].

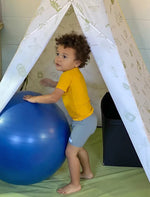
[[0, 0, 40, 75], [118, 0, 150, 72]]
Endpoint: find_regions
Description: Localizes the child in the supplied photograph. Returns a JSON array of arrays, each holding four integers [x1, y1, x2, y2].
[[23, 32, 97, 194]]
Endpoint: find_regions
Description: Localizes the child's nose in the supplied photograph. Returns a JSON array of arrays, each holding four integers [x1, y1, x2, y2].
[[56, 55, 62, 61]]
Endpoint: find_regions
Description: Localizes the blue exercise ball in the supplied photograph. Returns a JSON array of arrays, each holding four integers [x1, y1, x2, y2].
[[0, 91, 70, 185]]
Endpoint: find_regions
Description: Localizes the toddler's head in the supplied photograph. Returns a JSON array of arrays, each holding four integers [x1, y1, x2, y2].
[[55, 32, 91, 68]]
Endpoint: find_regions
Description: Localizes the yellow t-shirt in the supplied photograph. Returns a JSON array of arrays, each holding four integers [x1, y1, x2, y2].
[[56, 68, 94, 121]]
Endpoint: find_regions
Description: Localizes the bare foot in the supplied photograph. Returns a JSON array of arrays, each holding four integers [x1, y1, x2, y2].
[[80, 172, 94, 179], [57, 183, 81, 195]]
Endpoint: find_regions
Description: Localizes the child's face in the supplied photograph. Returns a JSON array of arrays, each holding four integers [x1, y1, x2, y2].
[[55, 45, 81, 72]]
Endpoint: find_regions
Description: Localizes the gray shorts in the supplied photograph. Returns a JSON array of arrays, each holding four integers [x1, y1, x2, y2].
[[69, 112, 97, 147]]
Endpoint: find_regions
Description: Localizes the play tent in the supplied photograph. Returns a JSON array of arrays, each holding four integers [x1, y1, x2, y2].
[[0, 0, 150, 183]]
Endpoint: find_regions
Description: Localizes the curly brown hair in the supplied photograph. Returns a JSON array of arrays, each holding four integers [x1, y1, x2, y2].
[[55, 32, 91, 68]]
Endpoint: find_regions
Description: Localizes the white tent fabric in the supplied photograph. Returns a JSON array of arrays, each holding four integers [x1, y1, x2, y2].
[[0, 0, 150, 182], [0, 0, 71, 112]]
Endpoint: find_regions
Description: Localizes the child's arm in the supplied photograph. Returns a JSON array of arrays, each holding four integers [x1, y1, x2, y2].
[[40, 78, 58, 88], [23, 88, 64, 104]]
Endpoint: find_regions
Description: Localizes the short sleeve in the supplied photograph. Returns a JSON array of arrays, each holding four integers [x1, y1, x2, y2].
[[56, 71, 72, 92]]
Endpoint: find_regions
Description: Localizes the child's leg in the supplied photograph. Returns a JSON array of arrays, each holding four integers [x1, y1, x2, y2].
[[57, 143, 82, 195], [78, 147, 93, 179], [57, 113, 97, 194]]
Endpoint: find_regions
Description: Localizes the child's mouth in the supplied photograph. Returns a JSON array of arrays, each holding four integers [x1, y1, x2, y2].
[[56, 63, 61, 67]]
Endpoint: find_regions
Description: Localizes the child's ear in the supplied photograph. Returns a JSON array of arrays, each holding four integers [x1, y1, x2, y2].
[[74, 60, 82, 68]]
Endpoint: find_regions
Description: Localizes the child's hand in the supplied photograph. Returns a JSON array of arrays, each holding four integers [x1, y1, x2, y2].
[[40, 78, 58, 88], [40, 78, 51, 87], [23, 95, 36, 103]]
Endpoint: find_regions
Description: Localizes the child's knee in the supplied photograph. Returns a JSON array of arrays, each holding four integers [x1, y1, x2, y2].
[[65, 144, 73, 158], [65, 146, 70, 158], [65, 144, 80, 158]]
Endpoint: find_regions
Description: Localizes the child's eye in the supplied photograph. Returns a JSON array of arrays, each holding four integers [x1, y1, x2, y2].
[[56, 52, 59, 56], [63, 55, 67, 59]]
